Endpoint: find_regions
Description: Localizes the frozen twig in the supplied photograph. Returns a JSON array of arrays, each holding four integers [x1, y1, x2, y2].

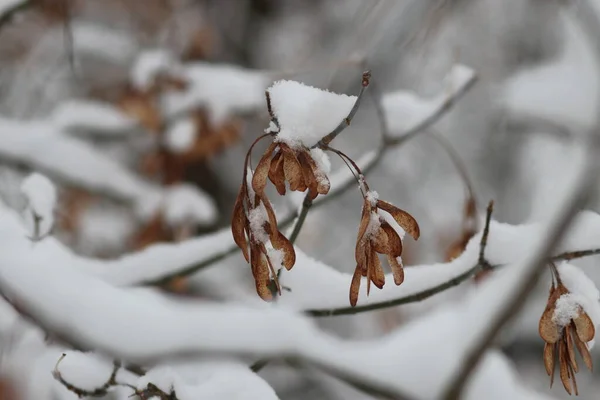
[[53, 354, 122, 397]]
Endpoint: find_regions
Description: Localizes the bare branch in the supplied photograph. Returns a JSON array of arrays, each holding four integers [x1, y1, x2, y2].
[[317, 70, 372, 147], [53, 354, 122, 398]]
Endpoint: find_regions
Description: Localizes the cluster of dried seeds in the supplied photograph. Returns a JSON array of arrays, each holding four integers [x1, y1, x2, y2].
[[539, 280, 595, 395], [231, 74, 420, 306]]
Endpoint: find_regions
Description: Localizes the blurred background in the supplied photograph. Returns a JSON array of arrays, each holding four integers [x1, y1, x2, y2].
[[0, 0, 598, 398]]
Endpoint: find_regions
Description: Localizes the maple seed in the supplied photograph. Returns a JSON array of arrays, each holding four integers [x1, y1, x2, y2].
[[253, 142, 330, 200], [231, 137, 296, 301], [539, 282, 595, 395], [350, 193, 420, 307]]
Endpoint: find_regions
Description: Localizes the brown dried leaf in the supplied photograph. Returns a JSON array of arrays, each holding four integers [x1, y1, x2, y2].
[[569, 362, 579, 396], [356, 202, 372, 242], [573, 333, 593, 371], [350, 266, 362, 307], [382, 222, 403, 257], [251, 248, 272, 301], [252, 143, 276, 195], [544, 342, 555, 378], [231, 189, 249, 262], [376, 200, 420, 240], [388, 255, 404, 286], [297, 151, 319, 200], [559, 340, 572, 395], [565, 327, 578, 373], [539, 307, 561, 344], [370, 249, 385, 289], [573, 312, 595, 343], [268, 150, 286, 195], [371, 226, 389, 254], [283, 148, 305, 192], [271, 233, 296, 270]]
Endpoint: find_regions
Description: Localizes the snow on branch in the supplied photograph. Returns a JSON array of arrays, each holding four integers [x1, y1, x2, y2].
[[278, 210, 600, 313], [50, 100, 140, 137], [20, 173, 57, 239], [158, 62, 272, 125], [382, 64, 476, 140], [0, 201, 554, 399], [0, 118, 217, 224]]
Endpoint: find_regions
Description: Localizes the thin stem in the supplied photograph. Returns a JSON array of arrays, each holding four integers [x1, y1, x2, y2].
[[385, 73, 478, 146], [478, 201, 494, 268], [288, 195, 313, 244], [317, 71, 372, 147]]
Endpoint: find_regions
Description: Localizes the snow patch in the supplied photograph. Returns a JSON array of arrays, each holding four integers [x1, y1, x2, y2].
[[268, 80, 356, 148]]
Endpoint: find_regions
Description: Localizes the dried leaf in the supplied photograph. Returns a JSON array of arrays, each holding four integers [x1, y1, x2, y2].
[[573, 312, 595, 343], [232, 189, 249, 262], [559, 340, 572, 395], [251, 248, 272, 301], [539, 307, 561, 344], [252, 143, 276, 195], [543, 342, 555, 377], [568, 362, 579, 396], [297, 151, 319, 200], [370, 249, 385, 289], [268, 150, 286, 195], [573, 333, 593, 371], [356, 201, 372, 242], [565, 327, 579, 373], [382, 222, 403, 257], [376, 200, 420, 240], [350, 266, 362, 307], [371, 226, 389, 254], [271, 233, 296, 270], [388, 255, 404, 286], [282, 148, 305, 192]]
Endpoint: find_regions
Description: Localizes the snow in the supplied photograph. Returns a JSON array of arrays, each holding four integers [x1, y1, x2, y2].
[[0, 118, 155, 202], [162, 184, 217, 227], [50, 100, 138, 135], [160, 63, 270, 124], [382, 64, 476, 136], [309, 147, 331, 174], [248, 205, 269, 244], [365, 190, 379, 206], [556, 262, 600, 342], [278, 211, 600, 310], [131, 50, 176, 90], [0, 0, 25, 18], [0, 118, 216, 225], [71, 23, 137, 63], [0, 199, 557, 399], [53, 351, 115, 391], [553, 293, 585, 327], [137, 361, 279, 400], [164, 117, 197, 153], [20, 173, 57, 237], [502, 13, 599, 130], [268, 80, 357, 148]]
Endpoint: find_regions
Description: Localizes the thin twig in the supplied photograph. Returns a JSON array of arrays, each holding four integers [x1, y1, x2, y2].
[[317, 71, 372, 147], [288, 195, 313, 244], [385, 72, 478, 146], [478, 201, 494, 269], [53, 354, 122, 397]]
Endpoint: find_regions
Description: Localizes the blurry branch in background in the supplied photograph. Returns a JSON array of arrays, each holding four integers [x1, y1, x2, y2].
[[0, 0, 32, 35], [444, 2, 600, 398]]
